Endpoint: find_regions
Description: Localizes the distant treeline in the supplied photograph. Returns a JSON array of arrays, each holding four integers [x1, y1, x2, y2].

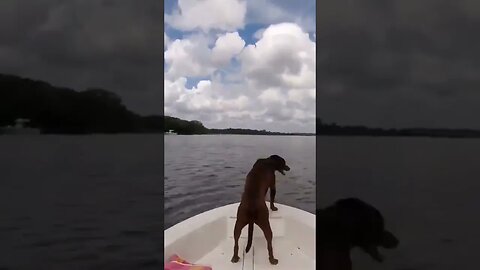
[[0, 74, 164, 134], [164, 117, 314, 135], [317, 119, 480, 138], [163, 116, 208, 135], [208, 128, 313, 136], [2, 73, 479, 137], [0, 73, 311, 135]]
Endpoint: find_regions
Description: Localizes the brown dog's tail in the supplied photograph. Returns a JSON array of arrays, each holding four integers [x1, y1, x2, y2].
[[245, 222, 254, 253]]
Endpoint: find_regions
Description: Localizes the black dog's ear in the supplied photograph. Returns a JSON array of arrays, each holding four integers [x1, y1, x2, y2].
[[380, 230, 399, 249]]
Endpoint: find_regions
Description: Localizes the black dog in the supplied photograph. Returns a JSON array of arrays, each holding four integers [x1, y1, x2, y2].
[[317, 198, 399, 270]]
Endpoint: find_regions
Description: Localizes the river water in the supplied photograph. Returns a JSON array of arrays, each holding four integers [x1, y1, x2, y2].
[[0, 135, 163, 270], [164, 135, 316, 229], [317, 136, 480, 270]]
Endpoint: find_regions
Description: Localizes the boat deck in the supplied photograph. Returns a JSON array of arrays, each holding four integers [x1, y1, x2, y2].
[[197, 237, 314, 269], [165, 202, 315, 270]]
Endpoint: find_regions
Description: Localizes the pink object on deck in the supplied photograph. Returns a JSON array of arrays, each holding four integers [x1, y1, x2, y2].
[[164, 254, 212, 270]]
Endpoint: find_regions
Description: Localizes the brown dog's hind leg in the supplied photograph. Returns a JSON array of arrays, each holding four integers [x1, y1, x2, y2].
[[231, 219, 247, 263], [256, 218, 278, 265]]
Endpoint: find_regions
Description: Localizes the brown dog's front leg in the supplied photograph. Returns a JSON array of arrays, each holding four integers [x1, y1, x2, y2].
[[270, 187, 278, 211]]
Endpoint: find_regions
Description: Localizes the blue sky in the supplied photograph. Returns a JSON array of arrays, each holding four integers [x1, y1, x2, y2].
[[164, 0, 316, 133]]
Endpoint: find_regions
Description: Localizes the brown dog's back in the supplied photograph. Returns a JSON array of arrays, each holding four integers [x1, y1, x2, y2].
[[242, 159, 275, 203]]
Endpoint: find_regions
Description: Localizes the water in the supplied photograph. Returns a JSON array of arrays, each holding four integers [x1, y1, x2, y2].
[[3, 134, 472, 269], [0, 135, 163, 270], [164, 135, 316, 229], [317, 136, 480, 270]]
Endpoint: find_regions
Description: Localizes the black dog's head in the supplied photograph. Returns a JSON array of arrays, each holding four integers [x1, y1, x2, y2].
[[318, 198, 399, 264], [267, 155, 290, 175]]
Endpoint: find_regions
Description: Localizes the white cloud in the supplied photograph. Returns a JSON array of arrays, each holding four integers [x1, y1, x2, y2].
[[237, 23, 315, 126], [258, 88, 286, 105], [164, 34, 215, 79], [165, 0, 247, 32], [165, 78, 251, 117], [164, 31, 246, 79], [240, 22, 315, 90], [253, 28, 265, 39], [211, 32, 245, 66], [164, 1, 316, 133], [164, 77, 187, 106]]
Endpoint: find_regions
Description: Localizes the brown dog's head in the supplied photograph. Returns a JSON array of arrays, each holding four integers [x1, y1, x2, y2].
[[267, 155, 290, 175], [334, 198, 399, 261], [318, 198, 399, 267]]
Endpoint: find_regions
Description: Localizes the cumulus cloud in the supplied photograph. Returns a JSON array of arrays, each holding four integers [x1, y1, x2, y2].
[[211, 32, 245, 66], [165, 0, 247, 32], [239, 22, 316, 121], [165, 75, 314, 132], [253, 28, 265, 40], [164, 31, 246, 79], [164, 1, 316, 133], [165, 77, 250, 119], [164, 34, 215, 79], [240, 23, 315, 88]]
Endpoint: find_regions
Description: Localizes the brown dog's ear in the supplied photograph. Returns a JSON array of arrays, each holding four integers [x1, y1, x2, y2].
[[268, 155, 287, 166], [260, 158, 281, 174], [268, 155, 281, 161], [262, 158, 276, 168]]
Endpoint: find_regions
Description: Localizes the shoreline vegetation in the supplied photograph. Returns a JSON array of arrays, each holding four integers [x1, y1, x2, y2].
[[1, 73, 479, 138], [317, 120, 480, 138]]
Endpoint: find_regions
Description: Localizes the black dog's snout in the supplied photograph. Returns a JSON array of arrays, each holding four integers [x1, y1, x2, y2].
[[284, 165, 290, 171]]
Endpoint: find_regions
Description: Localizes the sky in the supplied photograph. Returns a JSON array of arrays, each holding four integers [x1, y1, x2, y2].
[[164, 0, 316, 133], [0, 0, 163, 116], [318, 0, 480, 129], [3, 1, 476, 131]]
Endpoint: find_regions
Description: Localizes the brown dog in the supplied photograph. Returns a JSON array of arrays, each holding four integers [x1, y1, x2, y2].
[[231, 155, 290, 265], [317, 198, 399, 270]]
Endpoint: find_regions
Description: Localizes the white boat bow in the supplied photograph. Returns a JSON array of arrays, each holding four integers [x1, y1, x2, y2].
[[165, 202, 315, 269]]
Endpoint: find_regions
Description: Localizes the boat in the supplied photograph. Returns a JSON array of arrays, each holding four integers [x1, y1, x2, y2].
[[165, 129, 177, 135], [164, 202, 315, 269], [0, 118, 41, 135]]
